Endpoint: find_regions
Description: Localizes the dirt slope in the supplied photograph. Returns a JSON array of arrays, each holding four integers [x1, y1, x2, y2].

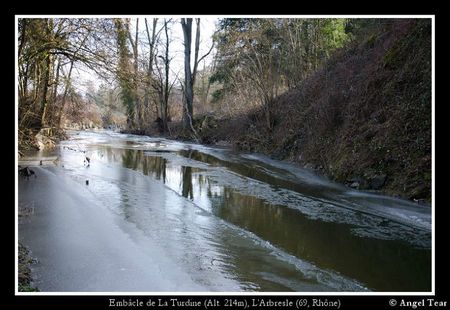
[[227, 19, 431, 202]]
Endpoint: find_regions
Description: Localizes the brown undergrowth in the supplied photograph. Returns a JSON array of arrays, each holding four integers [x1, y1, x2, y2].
[[124, 20, 431, 203], [192, 19, 431, 203]]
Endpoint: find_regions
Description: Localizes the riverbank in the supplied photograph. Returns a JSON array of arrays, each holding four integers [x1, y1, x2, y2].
[[17, 130, 431, 291], [18, 127, 67, 157], [18, 242, 39, 292], [122, 106, 430, 207], [129, 19, 431, 205]]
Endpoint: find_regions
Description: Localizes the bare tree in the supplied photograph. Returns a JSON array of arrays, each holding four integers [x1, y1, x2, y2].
[[180, 18, 214, 135], [19, 18, 118, 133], [57, 60, 74, 130], [144, 18, 160, 123], [180, 18, 194, 133], [126, 18, 143, 130], [161, 19, 171, 133]]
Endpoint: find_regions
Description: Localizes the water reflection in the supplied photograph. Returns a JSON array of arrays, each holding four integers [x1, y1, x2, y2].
[[213, 189, 430, 291], [177, 149, 344, 199], [181, 166, 193, 199], [62, 132, 431, 292], [108, 148, 431, 290]]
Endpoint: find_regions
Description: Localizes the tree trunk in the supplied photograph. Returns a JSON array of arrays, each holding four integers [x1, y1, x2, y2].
[[19, 62, 29, 102], [33, 61, 40, 106], [162, 19, 170, 133], [144, 18, 158, 125], [51, 57, 61, 127], [181, 19, 194, 132], [57, 60, 74, 130], [40, 19, 54, 128], [128, 18, 141, 130], [192, 19, 201, 87], [18, 18, 27, 58], [40, 55, 51, 127]]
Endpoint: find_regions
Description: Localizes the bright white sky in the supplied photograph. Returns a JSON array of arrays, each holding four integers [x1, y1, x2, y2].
[[164, 17, 218, 79], [73, 17, 219, 95]]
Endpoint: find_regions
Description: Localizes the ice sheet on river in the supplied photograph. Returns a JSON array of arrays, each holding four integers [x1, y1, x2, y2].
[[19, 166, 367, 292], [135, 142, 431, 248], [18, 130, 431, 292]]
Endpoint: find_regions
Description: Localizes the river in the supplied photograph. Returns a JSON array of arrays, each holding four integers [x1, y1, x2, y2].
[[18, 130, 431, 292]]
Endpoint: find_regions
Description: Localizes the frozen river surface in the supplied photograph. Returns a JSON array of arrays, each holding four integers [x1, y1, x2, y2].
[[18, 130, 431, 292]]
